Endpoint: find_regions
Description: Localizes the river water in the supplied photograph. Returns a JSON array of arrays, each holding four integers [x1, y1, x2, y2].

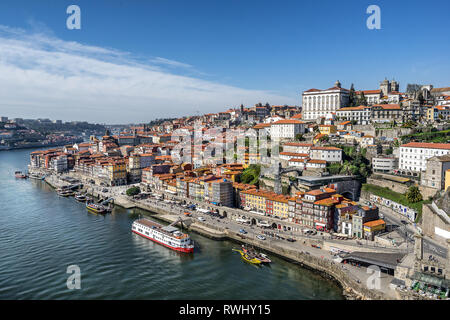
[[0, 148, 343, 300]]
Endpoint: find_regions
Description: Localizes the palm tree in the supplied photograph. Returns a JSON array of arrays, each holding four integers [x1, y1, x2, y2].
[[405, 186, 423, 203]]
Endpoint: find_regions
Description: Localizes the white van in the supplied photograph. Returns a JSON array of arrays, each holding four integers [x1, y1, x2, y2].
[[236, 218, 251, 224], [257, 220, 270, 228]]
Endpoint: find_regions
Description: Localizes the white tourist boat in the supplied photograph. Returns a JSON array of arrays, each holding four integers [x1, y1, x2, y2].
[[132, 218, 194, 253]]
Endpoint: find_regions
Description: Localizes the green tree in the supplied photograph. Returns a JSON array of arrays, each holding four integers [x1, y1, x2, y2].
[[295, 133, 304, 141], [358, 92, 367, 106], [405, 186, 423, 203], [348, 83, 357, 106], [126, 186, 141, 197], [240, 164, 261, 185]]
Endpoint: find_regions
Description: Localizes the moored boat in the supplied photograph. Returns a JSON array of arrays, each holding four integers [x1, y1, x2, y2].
[[14, 171, 28, 179], [132, 218, 194, 253], [86, 202, 107, 214], [29, 173, 45, 180], [241, 245, 271, 263], [75, 193, 87, 202], [57, 189, 74, 197], [233, 249, 262, 264]]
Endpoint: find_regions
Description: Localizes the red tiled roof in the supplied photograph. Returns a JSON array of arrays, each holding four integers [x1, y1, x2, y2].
[[311, 146, 342, 151], [337, 105, 370, 111], [400, 142, 450, 150], [283, 142, 313, 147], [372, 104, 401, 110], [272, 119, 305, 125]]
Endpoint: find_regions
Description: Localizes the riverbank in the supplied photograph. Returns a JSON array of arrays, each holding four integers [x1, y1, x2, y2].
[[0, 140, 84, 152], [42, 173, 395, 300]]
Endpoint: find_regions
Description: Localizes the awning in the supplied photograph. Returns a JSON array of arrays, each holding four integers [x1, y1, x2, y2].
[[315, 223, 326, 227], [411, 272, 450, 288]]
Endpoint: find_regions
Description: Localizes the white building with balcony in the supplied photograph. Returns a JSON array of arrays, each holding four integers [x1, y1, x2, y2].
[[399, 142, 450, 174]]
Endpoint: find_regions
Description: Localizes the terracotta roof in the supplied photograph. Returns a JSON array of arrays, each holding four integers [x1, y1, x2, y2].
[[280, 152, 309, 157], [304, 88, 321, 93], [283, 142, 313, 147], [363, 219, 386, 228], [372, 104, 401, 110], [311, 146, 342, 151], [272, 119, 305, 125], [400, 142, 450, 150], [431, 87, 450, 93], [307, 159, 327, 164], [337, 105, 370, 111], [355, 89, 381, 95], [253, 123, 271, 129]]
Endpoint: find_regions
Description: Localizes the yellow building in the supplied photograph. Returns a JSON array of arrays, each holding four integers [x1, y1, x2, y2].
[[445, 169, 450, 192], [318, 124, 337, 135], [106, 160, 127, 186], [426, 106, 435, 122], [363, 219, 386, 240], [269, 195, 289, 219], [241, 189, 267, 213], [166, 182, 177, 194]]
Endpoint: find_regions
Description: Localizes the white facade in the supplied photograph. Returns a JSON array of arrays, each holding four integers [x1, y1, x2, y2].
[[309, 147, 342, 163], [302, 81, 350, 121], [305, 160, 327, 169], [399, 143, 450, 173], [336, 106, 372, 125], [372, 157, 398, 172], [282, 142, 313, 154], [279, 152, 309, 161], [52, 156, 68, 173], [270, 120, 305, 140]]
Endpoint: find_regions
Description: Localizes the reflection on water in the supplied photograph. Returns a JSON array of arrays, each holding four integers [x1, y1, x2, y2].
[[0, 149, 344, 300]]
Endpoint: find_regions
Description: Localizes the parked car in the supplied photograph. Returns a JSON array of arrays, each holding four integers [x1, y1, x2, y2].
[[102, 188, 108, 193], [239, 229, 247, 234], [401, 220, 408, 225], [197, 217, 206, 222], [286, 238, 296, 242], [256, 235, 266, 240]]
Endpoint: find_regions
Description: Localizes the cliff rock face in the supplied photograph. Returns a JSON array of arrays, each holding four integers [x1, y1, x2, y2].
[[436, 190, 450, 215]]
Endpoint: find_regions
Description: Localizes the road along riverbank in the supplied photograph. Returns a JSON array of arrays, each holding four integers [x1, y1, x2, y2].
[[42, 173, 393, 300]]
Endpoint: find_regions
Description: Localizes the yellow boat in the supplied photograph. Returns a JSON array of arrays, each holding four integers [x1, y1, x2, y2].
[[232, 249, 262, 264], [86, 202, 107, 214]]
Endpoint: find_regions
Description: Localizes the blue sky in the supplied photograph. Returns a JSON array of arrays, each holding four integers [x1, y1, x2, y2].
[[0, 0, 449, 123]]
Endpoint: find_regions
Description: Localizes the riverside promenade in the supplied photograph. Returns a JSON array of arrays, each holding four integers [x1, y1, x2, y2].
[[43, 173, 404, 300]]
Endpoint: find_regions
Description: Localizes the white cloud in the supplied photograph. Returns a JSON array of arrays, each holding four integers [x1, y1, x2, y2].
[[0, 25, 297, 124], [149, 57, 193, 70]]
